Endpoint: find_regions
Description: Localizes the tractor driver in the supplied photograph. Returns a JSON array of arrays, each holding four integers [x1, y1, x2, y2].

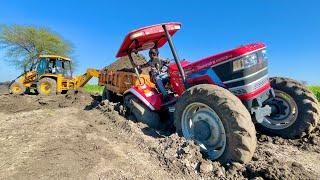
[[139, 48, 170, 100]]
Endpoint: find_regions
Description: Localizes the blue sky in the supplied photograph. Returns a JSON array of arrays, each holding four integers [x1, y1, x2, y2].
[[0, 0, 319, 84]]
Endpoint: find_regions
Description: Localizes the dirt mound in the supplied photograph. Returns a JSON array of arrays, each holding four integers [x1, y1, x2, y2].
[[257, 128, 320, 153], [0, 90, 93, 113], [153, 134, 228, 179], [0, 81, 10, 95], [95, 99, 320, 179], [0, 93, 319, 179], [104, 54, 147, 72], [243, 138, 319, 179]]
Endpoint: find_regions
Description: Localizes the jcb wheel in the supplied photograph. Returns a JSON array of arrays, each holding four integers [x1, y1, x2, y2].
[[174, 84, 257, 164], [257, 77, 319, 138], [9, 82, 26, 95], [37, 78, 57, 95]]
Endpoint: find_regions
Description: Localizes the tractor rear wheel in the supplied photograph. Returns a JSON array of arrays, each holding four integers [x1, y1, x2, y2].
[[37, 78, 57, 95], [257, 77, 319, 138], [9, 82, 26, 95], [124, 94, 162, 129], [174, 84, 256, 164]]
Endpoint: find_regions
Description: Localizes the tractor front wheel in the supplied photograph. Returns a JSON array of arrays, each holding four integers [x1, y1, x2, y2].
[[9, 82, 26, 95], [37, 78, 57, 95], [174, 84, 257, 164]]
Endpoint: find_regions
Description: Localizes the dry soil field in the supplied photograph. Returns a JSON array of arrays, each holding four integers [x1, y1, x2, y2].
[[0, 90, 319, 180]]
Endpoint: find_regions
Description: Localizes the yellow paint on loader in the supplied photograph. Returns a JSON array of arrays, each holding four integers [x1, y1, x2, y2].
[[9, 55, 101, 95]]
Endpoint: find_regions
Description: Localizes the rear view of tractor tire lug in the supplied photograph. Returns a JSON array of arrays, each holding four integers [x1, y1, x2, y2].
[[257, 77, 319, 138], [102, 85, 118, 102], [124, 94, 163, 130]]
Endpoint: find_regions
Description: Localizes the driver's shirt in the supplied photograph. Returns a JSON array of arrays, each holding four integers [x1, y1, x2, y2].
[[147, 57, 163, 72]]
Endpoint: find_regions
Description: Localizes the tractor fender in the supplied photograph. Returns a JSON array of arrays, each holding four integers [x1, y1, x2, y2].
[[124, 85, 162, 111]]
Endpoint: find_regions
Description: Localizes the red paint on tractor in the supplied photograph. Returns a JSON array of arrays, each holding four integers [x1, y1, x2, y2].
[[127, 85, 163, 111], [116, 22, 181, 58], [169, 43, 267, 97]]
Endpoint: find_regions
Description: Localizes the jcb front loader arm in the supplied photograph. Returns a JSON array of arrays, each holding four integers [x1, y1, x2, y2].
[[74, 68, 100, 88]]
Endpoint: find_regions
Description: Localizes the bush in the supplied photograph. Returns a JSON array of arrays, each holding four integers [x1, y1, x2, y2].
[[83, 84, 103, 94], [309, 86, 320, 102]]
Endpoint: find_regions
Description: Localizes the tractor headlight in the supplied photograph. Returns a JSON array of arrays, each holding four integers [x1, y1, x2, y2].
[[233, 53, 258, 72], [261, 49, 268, 60]]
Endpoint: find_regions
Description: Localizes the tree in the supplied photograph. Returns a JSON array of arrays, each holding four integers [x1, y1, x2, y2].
[[0, 25, 73, 71]]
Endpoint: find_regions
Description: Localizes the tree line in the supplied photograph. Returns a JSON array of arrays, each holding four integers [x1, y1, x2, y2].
[[0, 25, 73, 72]]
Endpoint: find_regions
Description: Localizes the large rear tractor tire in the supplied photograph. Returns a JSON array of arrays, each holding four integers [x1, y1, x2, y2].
[[124, 94, 162, 129], [174, 84, 257, 164], [257, 77, 319, 138], [9, 82, 26, 95], [102, 85, 117, 102], [37, 78, 57, 95]]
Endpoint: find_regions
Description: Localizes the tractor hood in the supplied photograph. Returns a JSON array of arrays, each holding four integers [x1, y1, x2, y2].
[[184, 43, 266, 72], [116, 22, 181, 58]]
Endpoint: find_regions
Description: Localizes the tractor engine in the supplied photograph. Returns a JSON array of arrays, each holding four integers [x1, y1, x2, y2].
[[212, 47, 273, 123]]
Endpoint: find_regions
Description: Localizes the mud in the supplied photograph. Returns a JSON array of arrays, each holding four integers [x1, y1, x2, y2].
[[0, 82, 10, 95], [96, 100, 320, 179], [0, 90, 92, 113], [104, 54, 151, 74], [0, 92, 319, 179], [104, 54, 146, 70]]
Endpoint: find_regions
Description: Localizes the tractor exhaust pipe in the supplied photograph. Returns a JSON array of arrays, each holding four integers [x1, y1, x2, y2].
[[162, 24, 187, 87]]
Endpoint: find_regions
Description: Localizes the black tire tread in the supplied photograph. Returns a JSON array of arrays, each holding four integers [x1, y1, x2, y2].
[[174, 84, 257, 163], [102, 85, 117, 102], [124, 94, 162, 129], [260, 77, 320, 137]]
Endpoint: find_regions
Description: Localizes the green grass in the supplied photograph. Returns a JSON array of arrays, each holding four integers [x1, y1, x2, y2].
[[309, 86, 320, 102], [83, 84, 103, 94], [83, 84, 320, 102]]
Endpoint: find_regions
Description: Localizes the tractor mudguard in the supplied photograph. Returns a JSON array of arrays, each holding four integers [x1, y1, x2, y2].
[[124, 85, 162, 111]]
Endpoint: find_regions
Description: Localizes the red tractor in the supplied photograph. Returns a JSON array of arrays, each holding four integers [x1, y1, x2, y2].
[[109, 22, 319, 163]]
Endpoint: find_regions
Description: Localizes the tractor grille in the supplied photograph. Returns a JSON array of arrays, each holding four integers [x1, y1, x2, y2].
[[229, 75, 269, 96], [253, 76, 269, 91], [231, 88, 248, 96]]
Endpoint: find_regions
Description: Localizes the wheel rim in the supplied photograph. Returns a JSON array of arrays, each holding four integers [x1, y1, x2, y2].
[[181, 102, 226, 160], [40, 82, 51, 94], [262, 90, 298, 130]]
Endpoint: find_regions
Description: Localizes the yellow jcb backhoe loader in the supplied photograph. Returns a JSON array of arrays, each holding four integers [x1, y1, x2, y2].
[[9, 55, 100, 95]]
